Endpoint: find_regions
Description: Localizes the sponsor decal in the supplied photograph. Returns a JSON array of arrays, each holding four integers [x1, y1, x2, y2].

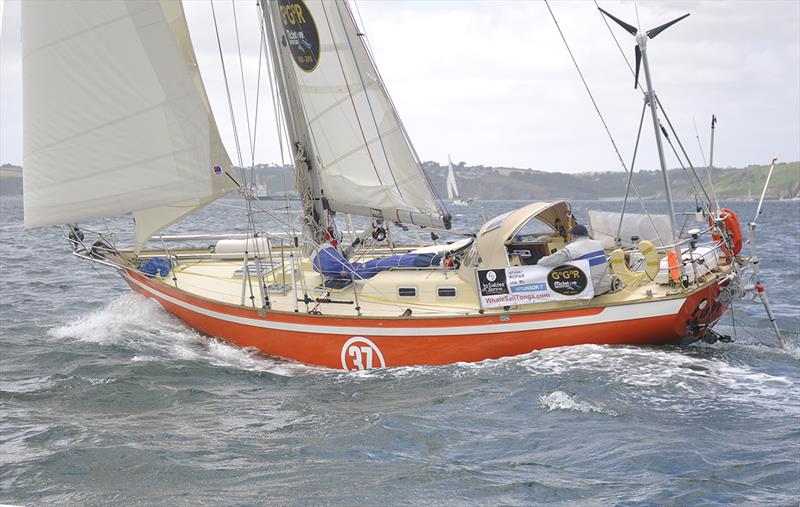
[[478, 261, 593, 308], [478, 269, 508, 297], [212, 165, 223, 176], [546, 264, 588, 296], [277, 0, 320, 72], [341, 336, 385, 370]]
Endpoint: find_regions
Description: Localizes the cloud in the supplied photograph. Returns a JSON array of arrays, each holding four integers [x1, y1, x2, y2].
[[2, 0, 798, 172]]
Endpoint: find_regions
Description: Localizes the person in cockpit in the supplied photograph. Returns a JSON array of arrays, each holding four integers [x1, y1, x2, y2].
[[537, 224, 612, 295]]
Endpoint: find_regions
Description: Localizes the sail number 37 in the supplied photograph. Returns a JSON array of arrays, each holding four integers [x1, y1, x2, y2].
[[340, 337, 386, 370]]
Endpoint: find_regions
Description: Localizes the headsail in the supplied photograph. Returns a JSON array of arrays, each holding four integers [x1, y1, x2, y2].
[[446, 155, 459, 200], [262, 0, 448, 230], [22, 0, 238, 249]]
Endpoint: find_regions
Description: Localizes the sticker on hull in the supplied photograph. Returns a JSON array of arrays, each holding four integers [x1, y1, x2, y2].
[[341, 336, 385, 370]]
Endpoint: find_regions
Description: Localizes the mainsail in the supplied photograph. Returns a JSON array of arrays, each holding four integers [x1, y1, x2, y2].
[[262, 0, 448, 230], [446, 155, 459, 200], [22, 0, 238, 249]]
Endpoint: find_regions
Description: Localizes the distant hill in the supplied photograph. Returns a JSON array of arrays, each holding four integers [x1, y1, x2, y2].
[[3, 161, 797, 201], [419, 161, 799, 201], [242, 160, 798, 201]]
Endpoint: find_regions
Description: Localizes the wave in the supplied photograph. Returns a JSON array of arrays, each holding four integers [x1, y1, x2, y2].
[[517, 344, 798, 417], [48, 292, 323, 377], [539, 390, 618, 416]]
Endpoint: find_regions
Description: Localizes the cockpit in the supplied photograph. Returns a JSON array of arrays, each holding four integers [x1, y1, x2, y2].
[[463, 201, 576, 269]]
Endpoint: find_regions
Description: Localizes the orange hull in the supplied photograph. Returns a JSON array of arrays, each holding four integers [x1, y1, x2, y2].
[[123, 269, 728, 370]]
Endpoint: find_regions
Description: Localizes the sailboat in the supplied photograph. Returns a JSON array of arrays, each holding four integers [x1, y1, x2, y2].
[[22, 1, 784, 370], [446, 155, 472, 206]]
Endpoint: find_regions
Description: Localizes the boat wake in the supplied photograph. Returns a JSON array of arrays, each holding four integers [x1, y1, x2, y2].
[[47, 293, 322, 377]]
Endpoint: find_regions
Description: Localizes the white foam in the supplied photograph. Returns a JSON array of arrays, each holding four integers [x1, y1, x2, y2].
[[519, 344, 799, 417], [0, 376, 57, 394], [48, 292, 325, 377], [539, 390, 618, 416], [48, 292, 188, 345]]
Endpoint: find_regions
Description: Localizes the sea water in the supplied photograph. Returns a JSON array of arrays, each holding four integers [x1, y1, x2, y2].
[[1, 195, 798, 505]]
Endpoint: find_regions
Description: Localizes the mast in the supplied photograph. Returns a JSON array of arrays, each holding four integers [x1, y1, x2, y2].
[[262, 0, 329, 247], [707, 115, 720, 210]]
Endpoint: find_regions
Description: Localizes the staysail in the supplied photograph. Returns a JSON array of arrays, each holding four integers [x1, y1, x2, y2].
[[262, 0, 448, 230], [22, 0, 238, 249], [446, 155, 459, 200]]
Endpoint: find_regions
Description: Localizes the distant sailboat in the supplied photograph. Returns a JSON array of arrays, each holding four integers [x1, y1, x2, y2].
[[446, 155, 471, 206]]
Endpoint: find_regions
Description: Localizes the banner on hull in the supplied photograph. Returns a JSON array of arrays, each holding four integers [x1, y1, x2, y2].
[[477, 261, 594, 308]]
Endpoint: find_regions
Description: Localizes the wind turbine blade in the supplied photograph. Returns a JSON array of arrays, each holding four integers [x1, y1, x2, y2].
[[646, 13, 690, 39], [634, 45, 642, 89], [597, 7, 638, 36]]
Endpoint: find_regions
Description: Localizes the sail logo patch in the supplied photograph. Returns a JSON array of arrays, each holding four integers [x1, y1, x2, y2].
[[278, 0, 320, 72]]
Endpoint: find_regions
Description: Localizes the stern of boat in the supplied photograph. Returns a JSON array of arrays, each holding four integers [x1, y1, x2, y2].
[[676, 277, 732, 345]]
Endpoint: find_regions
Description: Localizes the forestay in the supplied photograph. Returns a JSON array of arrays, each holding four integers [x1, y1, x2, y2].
[[263, 0, 447, 228], [22, 0, 238, 249]]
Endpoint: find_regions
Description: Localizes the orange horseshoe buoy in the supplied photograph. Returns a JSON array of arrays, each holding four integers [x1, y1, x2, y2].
[[709, 208, 743, 256]]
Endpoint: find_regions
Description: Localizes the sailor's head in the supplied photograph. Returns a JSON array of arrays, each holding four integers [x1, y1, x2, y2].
[[571, 224, 589, 238]]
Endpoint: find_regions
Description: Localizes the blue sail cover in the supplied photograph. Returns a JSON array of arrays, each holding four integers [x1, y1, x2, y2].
[[312, 245, 441, 280]]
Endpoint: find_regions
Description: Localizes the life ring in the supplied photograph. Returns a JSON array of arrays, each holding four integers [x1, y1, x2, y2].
[[609, 240, 660, 287], [708, 208, 743, 256]]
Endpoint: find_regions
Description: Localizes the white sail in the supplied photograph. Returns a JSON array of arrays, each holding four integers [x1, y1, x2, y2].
[[263, 0, 447, 229], [446, 155, 459, 200], [22, 0, 238, 246]]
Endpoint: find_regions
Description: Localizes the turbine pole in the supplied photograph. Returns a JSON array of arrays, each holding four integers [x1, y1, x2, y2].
[[638, 34, 679, 252]]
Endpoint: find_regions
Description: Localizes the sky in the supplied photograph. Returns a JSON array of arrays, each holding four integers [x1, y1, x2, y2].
[[1, 0, 798, 173]]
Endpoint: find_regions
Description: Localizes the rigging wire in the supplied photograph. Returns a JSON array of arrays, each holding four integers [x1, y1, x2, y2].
[[545, 0, 632, 180], [345, 0, 449, 219], [209, 0, 269, 308], [692, 117, 708, 167], [209, 0, 246, 180], [231, 0, 255, 172], [593, 0, 714, 209], [332, 0, 403, 197], [258, 5, 287, 168], [656, 97, 714, 206], [545, 0, 663, 238]]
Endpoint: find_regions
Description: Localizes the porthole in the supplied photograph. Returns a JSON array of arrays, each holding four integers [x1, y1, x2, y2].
[[397, 287, 417, 298], [437, 287, 457, 298]]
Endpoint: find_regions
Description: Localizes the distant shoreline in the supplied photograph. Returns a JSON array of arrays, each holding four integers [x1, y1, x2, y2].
[[3, 161, 798, 200]]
